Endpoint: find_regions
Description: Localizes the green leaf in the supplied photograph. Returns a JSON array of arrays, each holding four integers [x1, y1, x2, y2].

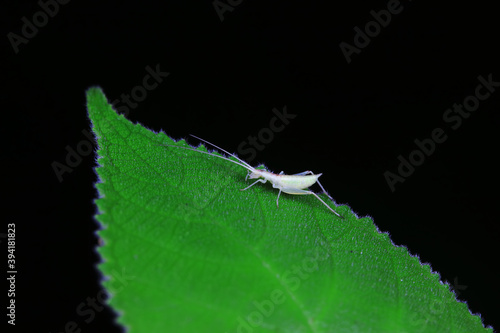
[[87, 86, 492, 333]]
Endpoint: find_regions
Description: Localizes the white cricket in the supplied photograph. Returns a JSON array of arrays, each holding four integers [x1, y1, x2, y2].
[[162, 135, 343, 218]]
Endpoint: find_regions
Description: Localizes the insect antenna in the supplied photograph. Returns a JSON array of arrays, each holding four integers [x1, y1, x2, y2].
[[157, 140, 254, 173], [189, 135, 254, 169]]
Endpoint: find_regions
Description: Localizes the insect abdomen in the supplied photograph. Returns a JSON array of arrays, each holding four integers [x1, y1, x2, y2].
[[276, 175, 320, 190]]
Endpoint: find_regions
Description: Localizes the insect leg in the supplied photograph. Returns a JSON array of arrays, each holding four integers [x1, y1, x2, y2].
[[240, 178, 266, 191], [291, 170, 313, 176], [308, 191, 342, 217], [314, 179, 333, 200], [276, 188, 282, 208], [281, 187, 343, 218]]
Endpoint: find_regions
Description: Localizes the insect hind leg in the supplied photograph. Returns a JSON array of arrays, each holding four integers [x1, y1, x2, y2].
[[281, 187, 342, 218], [291, 170, 313, 176], [315, 179, 333, 200]]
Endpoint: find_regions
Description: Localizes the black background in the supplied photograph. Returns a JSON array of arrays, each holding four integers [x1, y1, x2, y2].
[[2, 0, 499, 332]]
